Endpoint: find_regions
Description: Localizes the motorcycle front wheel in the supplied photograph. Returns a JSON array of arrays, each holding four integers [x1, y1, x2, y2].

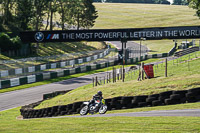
[[80, 106, 89, 116], [99, 105, 107, 114]]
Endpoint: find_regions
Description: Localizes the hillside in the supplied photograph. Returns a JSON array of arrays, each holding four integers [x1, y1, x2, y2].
[[94, 3, 200, 29], [36, 51, 200, 109]]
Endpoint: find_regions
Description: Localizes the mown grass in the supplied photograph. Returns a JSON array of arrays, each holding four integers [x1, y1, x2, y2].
[[0, 41, 105, 70], [0, 107, 200, 133], [36, 42, 105, 57], [137, 40, 175, 54], [94, 3, 200, 29], [0, 61, 131, 94], [36, 51, 200, 109]]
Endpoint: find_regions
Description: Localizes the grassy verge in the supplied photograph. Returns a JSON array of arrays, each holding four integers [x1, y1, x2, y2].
[[0, 62, 133, 93], [94, 3, 200, 29], [36, 52, 200, 109], [36, 42, 105, 57], [134, 40, 175, 54], [0, 41, 106, 70], [0, 107, 200, 133]]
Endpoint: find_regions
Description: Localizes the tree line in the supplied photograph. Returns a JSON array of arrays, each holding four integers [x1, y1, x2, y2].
[[0, 0, 98, 33], [0, 0, 98, 55]]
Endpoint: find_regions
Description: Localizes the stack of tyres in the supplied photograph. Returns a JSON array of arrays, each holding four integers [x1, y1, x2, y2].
[[146, 94, 159, 106], [174, 90, 188, 103], [155, 91, 173, 106], [165, 94, 181, 105], [72, 102, 83, 114], [186, 88, 200, 102], [132, 95, 148, 107], [120, 96, 134, 109], [66, 104, 74, 115], [110, 97, 122, 110], [57, 105, 68, 116], [105, 98, 112, 111]]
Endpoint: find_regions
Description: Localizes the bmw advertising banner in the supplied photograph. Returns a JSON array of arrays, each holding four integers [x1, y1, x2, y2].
[[20, 26, 200, 43]]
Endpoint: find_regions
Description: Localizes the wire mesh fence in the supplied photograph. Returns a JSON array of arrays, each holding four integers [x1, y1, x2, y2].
[[93, 50, 200, 87]]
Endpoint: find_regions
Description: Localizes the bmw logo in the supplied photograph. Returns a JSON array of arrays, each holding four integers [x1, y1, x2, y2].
[[35, 32, 44, 42]]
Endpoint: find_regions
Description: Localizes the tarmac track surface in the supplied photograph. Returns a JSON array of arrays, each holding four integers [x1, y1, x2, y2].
[[0, 41, 147, 112], [43, 109, 200, 118], [0, 71, 107, 112]]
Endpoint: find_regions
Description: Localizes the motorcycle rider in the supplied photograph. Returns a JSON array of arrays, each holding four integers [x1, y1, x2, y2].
[[90, 91, 103, 110]]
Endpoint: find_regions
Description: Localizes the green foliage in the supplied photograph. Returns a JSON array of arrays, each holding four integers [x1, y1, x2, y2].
[[0, 32, 12, 51], [15, 0, 34, 30], [173, 0, 188, 5], [0, 0, 98, 32], [189, 0, 200, 19], [11, 36, 22, 49], [0, 33, 22, 52], [0, 108, 200, 133]]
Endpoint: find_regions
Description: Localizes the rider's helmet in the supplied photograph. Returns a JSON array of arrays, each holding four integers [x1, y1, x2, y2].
[[97, 91, 102, 97]]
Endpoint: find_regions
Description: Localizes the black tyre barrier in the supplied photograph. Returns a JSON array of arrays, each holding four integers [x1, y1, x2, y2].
[[20, 88, 200, 119], [152, 100, 163, 106], [148, 94, 159, 99], [173, 90, 187, 97], [188, 87, 200, 93]]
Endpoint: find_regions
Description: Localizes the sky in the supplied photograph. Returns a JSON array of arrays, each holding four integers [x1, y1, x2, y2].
[[168, 0, 173, 4]]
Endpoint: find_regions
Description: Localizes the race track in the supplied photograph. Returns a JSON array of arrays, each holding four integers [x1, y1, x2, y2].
[[0, 41, 147, 112], [55, 109, 200, 118]]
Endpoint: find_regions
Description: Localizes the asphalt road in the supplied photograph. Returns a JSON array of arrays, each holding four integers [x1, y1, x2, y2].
[[110, 41, 148, 58], [56, 109, 200, 118], [0, 41, 146, 112], [0, 71, 108, 111]]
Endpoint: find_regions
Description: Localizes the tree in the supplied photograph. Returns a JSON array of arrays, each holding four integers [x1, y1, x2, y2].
[[16, 0, 34, 30], [81, 0, 98, 29], [70, 0, 98, 30], [1, 0, 13, 25], [189, 0, 200, 18], [45, 0, 58, 31], [32, 0, 50, 31], [58, 0, 72, 30], [173, 0, 188, 5]]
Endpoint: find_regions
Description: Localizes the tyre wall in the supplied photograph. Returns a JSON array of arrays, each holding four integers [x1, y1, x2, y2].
[[20, 87, 200, 119]]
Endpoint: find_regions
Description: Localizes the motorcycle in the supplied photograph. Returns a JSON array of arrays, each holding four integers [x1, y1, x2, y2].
[[80, 99, 107, 116]]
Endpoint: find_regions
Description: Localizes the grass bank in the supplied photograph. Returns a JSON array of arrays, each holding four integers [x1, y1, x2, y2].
[[94, 3, 200, 29], [36, 52, 200, 109], [0, 41, 106, 70], [0, 107, 200, 133]]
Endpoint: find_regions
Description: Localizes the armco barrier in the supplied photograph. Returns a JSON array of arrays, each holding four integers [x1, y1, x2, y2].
[[20, 87, 200, 119], [0, 48, 110, 78]]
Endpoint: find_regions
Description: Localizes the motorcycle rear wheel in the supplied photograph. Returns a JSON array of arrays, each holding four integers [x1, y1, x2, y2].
[[80, 106, 89, 116]]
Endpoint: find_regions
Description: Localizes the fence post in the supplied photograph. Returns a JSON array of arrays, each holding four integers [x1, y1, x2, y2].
[[107, 74, 108, 83], [142, 62, 144, 80], [165, 58, 167, 77], [120, 67, 122, 80], [93, 77, 94, 87], [95, 76, 98, 86], [188, 54, 190, 71], [109, 72, 111, 83], [122, 68, 125, 82], [113, 67, 114, 83]]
